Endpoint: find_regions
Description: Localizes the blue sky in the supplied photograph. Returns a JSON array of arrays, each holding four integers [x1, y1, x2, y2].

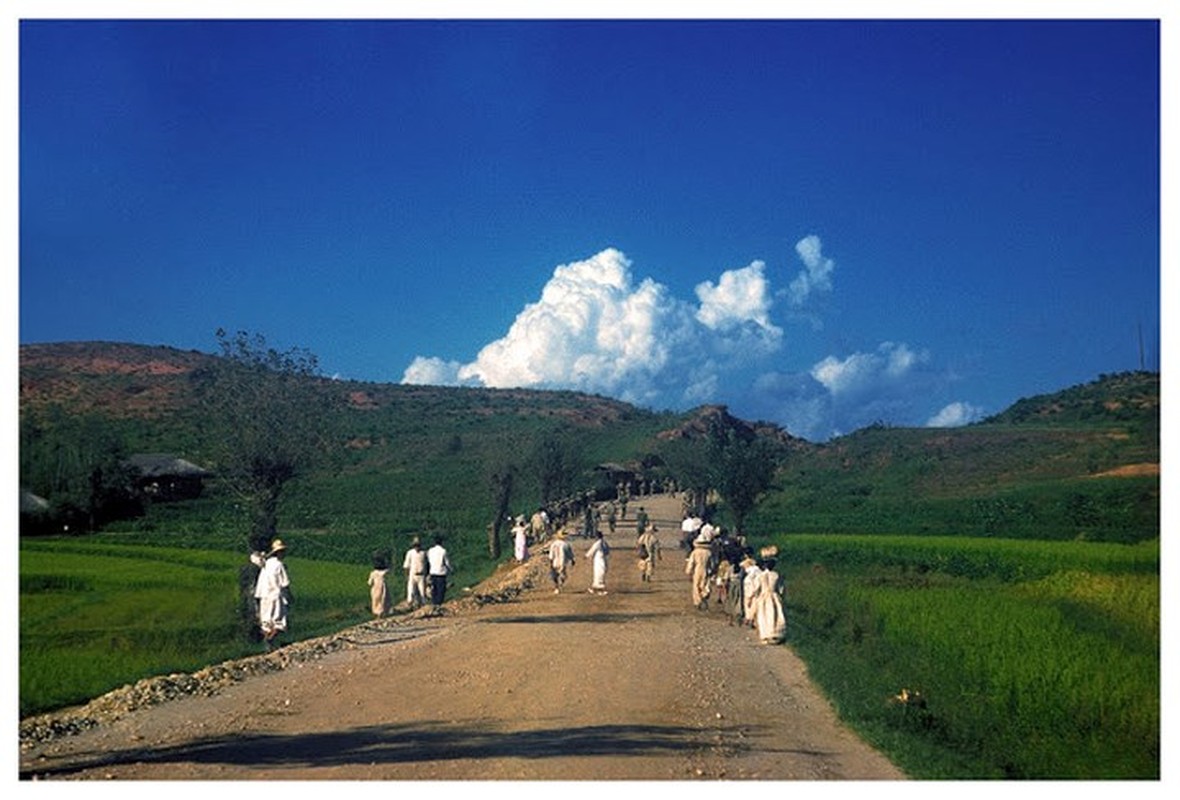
[[16, 11, 1164, 441]]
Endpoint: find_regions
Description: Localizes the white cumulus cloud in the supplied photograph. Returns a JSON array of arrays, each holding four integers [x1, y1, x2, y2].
[[695, 260, 777, 332], [402, 356, 464, 386], [402, 247, 797, 406], [401, 243, 951, 442], [810, 342, 926, 397], [788, 234, 836, 306], [926, 401, 986, 428]]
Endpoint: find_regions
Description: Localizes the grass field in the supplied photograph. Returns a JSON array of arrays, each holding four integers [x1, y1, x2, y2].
[[773, 534, 1159, 779], [20, 539, 385, 717], [21, 531, 1160, 780]]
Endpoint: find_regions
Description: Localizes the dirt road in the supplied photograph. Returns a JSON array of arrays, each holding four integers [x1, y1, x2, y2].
[[19, 494, 904, 781]]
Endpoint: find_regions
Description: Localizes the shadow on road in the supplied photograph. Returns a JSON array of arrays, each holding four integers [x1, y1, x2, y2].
[[22, 721, 776, 778]]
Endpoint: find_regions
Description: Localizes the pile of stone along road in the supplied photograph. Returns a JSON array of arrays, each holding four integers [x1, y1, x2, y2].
[[20, 552, 548, 746]]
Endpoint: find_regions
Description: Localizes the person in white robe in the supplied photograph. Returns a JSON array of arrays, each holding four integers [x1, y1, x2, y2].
[[402, 538, 428, 609], [749, 558, 787, 644], [741, 556, 762, 628], [586, 530, 610, 594], [513, 516, 530, 562], [685, 534, 713, 610], [254, 539, 291, 645]]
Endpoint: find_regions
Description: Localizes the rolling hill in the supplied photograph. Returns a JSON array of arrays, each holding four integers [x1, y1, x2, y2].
[[19, 342, 1159, 546]]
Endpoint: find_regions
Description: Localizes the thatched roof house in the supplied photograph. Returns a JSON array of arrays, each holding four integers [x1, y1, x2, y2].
[[125, 454, 212, 501]]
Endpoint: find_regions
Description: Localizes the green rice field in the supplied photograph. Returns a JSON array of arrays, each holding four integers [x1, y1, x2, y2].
[[774, 534, 1159, 779]]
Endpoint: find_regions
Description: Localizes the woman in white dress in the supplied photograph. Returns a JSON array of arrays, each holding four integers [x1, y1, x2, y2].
[[513, 516, 530, 562], [586, 530, 610, 594], [741, 556, 761, 628], [749, 558, 787, 644]]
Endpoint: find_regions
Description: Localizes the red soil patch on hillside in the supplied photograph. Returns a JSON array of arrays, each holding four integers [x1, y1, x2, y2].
[[1088, 463, 1159, 478]]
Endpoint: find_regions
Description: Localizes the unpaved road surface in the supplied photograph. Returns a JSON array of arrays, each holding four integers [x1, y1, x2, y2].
[[20, 494, 904, 781]]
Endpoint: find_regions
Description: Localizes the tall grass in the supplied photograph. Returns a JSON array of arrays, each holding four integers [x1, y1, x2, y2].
[[778, 534, 1159, 779], [20, 540, 375, 717]]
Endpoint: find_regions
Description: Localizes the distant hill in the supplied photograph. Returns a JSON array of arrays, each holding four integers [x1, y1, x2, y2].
[[983, 371, 1159, 427], [19, 342, 1159, 545], [752, 371, 1159, 543]]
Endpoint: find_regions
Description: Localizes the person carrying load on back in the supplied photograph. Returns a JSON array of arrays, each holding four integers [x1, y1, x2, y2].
[[636, 524, 661, 583]]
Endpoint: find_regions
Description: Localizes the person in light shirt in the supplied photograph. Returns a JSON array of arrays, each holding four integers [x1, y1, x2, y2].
[[426, 534, 452, 614], [254, 538, 291, 647], [402, 537, 428, 610]]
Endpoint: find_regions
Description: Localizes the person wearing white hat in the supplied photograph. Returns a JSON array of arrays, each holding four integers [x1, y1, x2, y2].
[[547, 528, 575, 593], [254, 538, 291, 646]]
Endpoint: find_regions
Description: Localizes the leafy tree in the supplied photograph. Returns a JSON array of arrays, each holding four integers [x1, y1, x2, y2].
[[707, 427, 781, 536], [195, 330, 340, 551], [658, 436, 713, 517], [487, 461, 516, 559], [19, 407, 142, 533], [533, 429, 577, 505]]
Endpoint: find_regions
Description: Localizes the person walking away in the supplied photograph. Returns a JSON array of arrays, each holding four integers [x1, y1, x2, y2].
[[254, 539, 291, 648], [586, 530, 610, 594], [548, 529, 576, 593], [635, 506, 649, 536], [680, 514, 703, 552], [426, 534, 452, 615], [402, 537, 428, 610], [723, 555, 746, 626], [368, 552, 391, 618], [513, 516, 530, 562], [530, 507, 550, 542], [582, 503, 597, 539], [749, 557, 787, 644], [685, 532, 713, 610], [741, 555, 762, 629], [636, 524, 661, 583]]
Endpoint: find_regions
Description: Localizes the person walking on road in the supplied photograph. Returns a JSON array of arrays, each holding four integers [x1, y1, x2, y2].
[[402, 537, 428, 610], [635, 506, 649, 536], [513, 516, 530, 563], [749, 556, 787, 644], [254, 538, 291, 648], [636, 524, 661, 583], [367, 552, 391, 618], [686, 531, 713, 611], [741, 555, 762, 628], [586, 529, 611, 594], [426, 534, 452, 615], [548, 529, 576, 593]]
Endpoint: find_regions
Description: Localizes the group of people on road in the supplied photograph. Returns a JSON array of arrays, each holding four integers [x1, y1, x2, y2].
[[365, 534, 454, 620], [251, 497, 785, 651], [680, 517, 787, 645]]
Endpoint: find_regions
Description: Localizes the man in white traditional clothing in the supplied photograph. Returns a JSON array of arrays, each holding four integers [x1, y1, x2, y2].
[[254, 538, 291, 647], [636, 524, 661, 583], [548, 529, 576, 593], [685, 531, 713, 610], [530, 507, 550, 541], [512, 516, 530, 562], [402, 537, 428, 609]]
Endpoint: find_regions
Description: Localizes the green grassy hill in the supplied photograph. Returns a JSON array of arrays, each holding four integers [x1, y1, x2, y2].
[[20, 343, 1158, 549], [749, 371, 1159, 543]]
